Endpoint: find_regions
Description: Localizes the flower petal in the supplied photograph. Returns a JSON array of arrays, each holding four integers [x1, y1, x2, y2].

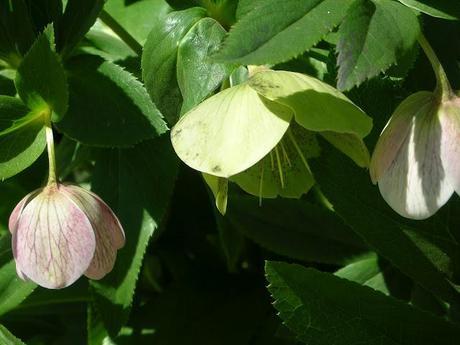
[[378, 108, 454, 219], [8, 189, 41, 234], [61, 185, 125, 280], [171, 83, 293, 178], [370, 92, 433, 183], [13, 187, 96, 289], [439, 98, 460, 195]]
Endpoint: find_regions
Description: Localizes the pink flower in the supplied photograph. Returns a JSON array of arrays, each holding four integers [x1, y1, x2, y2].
[[370, 92, 460, 219], [9, 184, 125, 289]]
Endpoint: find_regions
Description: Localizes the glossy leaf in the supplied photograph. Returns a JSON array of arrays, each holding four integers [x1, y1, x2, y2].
[[142, 7, 206, 123], [266, 261, 460, 345], [177, 17, 234, 114], [15, 27, 68, 121], [337, 0, 420, 90], [0, 96, 46, 180], [57, 55, 167, 147], [214, 0, 355, 65]]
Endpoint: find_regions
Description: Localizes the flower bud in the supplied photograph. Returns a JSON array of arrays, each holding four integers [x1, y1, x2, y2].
[[9, 184, 125, 289], [370, 92, 460, 219]]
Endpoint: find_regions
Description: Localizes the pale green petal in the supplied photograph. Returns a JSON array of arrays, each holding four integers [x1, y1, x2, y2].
[[171, 83, 293, 177], [248, 70, 372, 137], [202, 173, 228, 215], [320, 131, 370, 168], [231, 127, 318, 199]]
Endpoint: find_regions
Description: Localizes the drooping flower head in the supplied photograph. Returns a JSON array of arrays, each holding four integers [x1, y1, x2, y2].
[[9, 183, 125, 289], [370, 35, 460, 220], [171, 68, 372, 214]]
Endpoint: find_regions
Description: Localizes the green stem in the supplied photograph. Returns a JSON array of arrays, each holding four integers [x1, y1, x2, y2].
[[44, 111, 57, 187], [99, 10, 143, 56], [418, 33, 452, 100]]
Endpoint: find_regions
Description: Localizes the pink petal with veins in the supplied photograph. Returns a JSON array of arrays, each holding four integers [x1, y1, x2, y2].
[[13, 186, 96, 289], [60, 185, 125, 280], [439, 97, 460, 195], [9, 189, 41, 234]]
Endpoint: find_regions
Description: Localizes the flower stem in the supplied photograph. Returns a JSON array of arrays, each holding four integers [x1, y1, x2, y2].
[[44, 110, 57, 187], [98, 10, 143, 56], [418, 33, 452, 100]]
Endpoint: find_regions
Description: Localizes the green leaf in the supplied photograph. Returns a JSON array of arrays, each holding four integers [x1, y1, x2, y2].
[[55, 0, 105, 58], [398, 0, 460, 20], [177, 17, 234, 114], [0, 234, 36, 316], [15, 28, 68, 121], [0, 0, 36, 66], [225, 191, 368, 265], [82, 21, 136, 62], [214, 0, 355, 65], [309, 140, 460, 304], [0, 324, 26, 345], [0, 96, 46, 180], [104, 0, 172, 44], [248, 70, 373, 138], [335, 253, 412, 298], [266, 261, 460, 345], [337, 0, 420, 90], [142, 7, 206, 124], [89, 135, 179, 336], [57, 55, 167, 147]]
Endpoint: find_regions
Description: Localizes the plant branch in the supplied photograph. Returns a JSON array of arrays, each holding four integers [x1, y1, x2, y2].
[[99, 9, 143, 56]]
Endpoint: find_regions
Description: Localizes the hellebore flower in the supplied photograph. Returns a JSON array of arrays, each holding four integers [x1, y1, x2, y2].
[[9, 184, 125, 289], [171, 68, 372, 214], [370, 35, 460, 220]]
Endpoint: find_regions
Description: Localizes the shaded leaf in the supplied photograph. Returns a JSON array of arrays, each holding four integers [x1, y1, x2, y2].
[[226, 191, 368, 265], [337, 0, 420, 90], [266, 261, 460, 345], [55, 0, 105, 58], [398, 0, 460, 20], [89, 135, 179, 336], [15, 28, 68, 121], [58, 55, 167, 147], [310, 139, 460, 303]]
